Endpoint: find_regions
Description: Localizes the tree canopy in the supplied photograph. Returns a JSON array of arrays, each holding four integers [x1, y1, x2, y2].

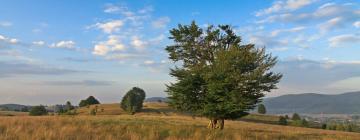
[[258, 104, 266, 114], [292, 113, 301, 121], [79, 96, 100, 107], [29, 105, 48, 116], [120, 87, 146, 114], [166, 21, 282, 129]]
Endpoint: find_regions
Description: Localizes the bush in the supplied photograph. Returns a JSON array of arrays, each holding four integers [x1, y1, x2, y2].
[[278, 116, 287, 125], [257, 104, 266, 114], [292, 113, 301, 121], [29, 106, 48, 116], [79, 96, 100, 107], [121, 87, 146, 114]]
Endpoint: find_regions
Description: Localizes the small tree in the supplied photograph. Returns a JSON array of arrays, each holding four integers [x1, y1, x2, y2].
[[79, 96, 100, 107], [321, 124, 327, 129], [86, 96, 100, 105], [257, 104, 266, 114], [29, 105, 48, 116], [279, 116, 287, 125], [121, 87, 146, 114], [65, 101, 74, 111], [21, 107, 29, 112], [292, 113, 301, 121], [79, 100, 88, 107], [301, 119, 308, 127]]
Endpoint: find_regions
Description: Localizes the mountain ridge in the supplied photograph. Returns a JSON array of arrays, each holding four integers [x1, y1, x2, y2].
[[263, 91, 360, 114]]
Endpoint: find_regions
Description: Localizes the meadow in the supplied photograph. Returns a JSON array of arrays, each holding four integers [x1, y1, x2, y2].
[[0, 103, 360, 140]]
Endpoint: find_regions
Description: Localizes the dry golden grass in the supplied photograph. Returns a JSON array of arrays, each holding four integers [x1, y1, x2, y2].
[[0, 115, 360, 140], [76, 102, 178, 116], [1, 103, 359, 140], [0, 111, 28, 116]]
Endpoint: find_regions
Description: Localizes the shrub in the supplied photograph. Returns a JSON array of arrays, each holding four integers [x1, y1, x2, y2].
[[291, 113, 301, 121], [278, 116, 287, 125], [257, 104, 266, 114], [29, 105, 48, 116]]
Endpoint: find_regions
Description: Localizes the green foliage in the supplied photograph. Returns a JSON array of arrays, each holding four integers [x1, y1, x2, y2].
[[65, 101, 74, 111], [120, 87, 146, 114], [21, 107, 29, 112], [29, 105, 48, 116], [165, 21, 282, 126], [301, 119, 308, 127], [321, 124, 327, 129], [291, 113, 301, 121], [257, 104, 266, 114], [79, 96, 100, 107], [326, 123, 359, 132], [278, 116, 287, 125]]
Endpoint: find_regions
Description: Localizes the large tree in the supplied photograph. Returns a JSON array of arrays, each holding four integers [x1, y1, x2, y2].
[[166, 21, 282, 129], [120, 87, 146, 114]]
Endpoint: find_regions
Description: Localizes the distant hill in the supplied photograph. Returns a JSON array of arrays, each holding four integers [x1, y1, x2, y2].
[[263, 91, 360, 114], [145, 97, 169, 102], [0, 104, 29, 111]]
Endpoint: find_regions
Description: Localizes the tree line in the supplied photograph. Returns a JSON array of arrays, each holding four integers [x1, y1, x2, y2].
[[29, 87, 146, 116]]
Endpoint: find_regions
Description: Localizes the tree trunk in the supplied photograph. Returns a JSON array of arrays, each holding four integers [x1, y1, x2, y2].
[[219, 119, 224, 130], [208, 119, 218, 129]]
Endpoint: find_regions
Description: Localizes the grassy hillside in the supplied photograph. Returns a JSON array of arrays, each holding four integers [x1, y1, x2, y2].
[[1, 102, 359, 140], [1, 115, 360, 140], [0, 111, 28, 116], [75, 102, 179, 116], [264, 91, 360, 114]]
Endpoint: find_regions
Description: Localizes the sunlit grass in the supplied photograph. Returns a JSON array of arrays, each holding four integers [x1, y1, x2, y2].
[[0, 115, 360, 140]]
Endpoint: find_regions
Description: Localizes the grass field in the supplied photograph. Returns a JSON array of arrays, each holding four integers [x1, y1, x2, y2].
[[0, 111, 27, 116], [0, 103, 359, 140]]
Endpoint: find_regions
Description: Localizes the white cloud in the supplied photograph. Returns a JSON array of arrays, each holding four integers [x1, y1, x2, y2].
[[0, 34, 19, 45], [269, 47, 289, 52], [152, 17, 170, 29], [9, 38, 18, 44], [256, 1, 283, 16], [104, 53, 145, 61], [328, 34, 360, 47], [92, 20, 124, 34], [354, 21, 360, 28], [138, 6, 153, 14], [271, 26, 306, 37], [93, 44, 109, 56], [32, 41, 45, 46], [104, 5, 120, 13], [0, 21, 12, 27], [50, 41, 75, 49], [257, 3, 359, 24], [92, 35, 126, 55], [144, 60, 155, 65], [318, 17, 344, 32], [256, 0, 315, 16], [285, 0, 314, 10], [249, 35, 288, 47], [131, 36, 148, 51]]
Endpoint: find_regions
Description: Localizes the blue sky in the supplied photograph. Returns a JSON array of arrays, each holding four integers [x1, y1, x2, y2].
[[0, 0, 359, 105]]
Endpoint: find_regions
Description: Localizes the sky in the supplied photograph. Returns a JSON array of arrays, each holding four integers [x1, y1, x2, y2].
[[0, 0, 359, 105]]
